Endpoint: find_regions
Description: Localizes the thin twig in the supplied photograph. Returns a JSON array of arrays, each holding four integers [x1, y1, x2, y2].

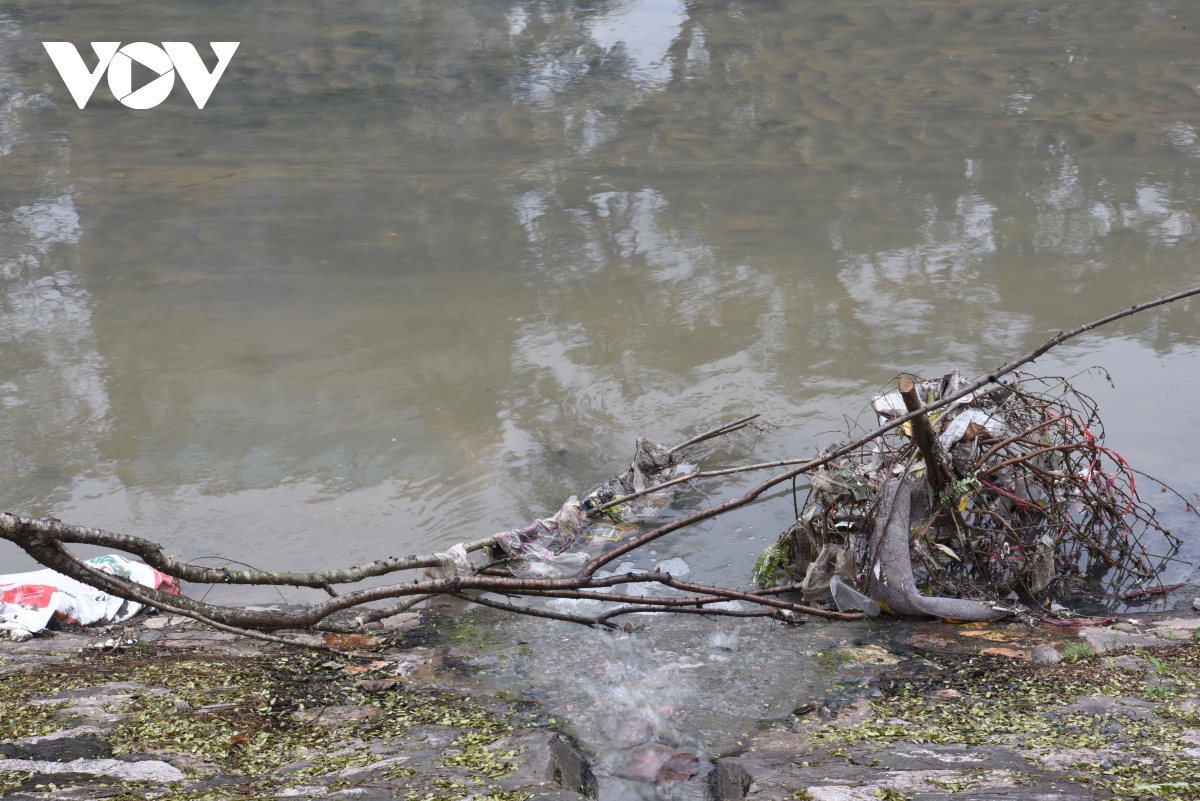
[[453, 593, 616, 629], [588, 471, 699, 514], [668, 414, 761, 454]]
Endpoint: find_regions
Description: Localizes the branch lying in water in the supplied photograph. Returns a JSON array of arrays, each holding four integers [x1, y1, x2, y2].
[[0, 513, 503, 589], [2, 285, 1197, 640], [0, 512, 861, 634]]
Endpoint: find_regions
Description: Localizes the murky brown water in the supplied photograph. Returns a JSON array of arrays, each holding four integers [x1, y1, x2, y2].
[[2, 0, 1199, 601]]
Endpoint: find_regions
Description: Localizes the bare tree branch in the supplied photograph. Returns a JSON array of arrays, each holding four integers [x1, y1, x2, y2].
[[597, 605, 790, 623], [1, 285, 1196, 636], [0, 514, 499, 588], [668, 414, 761, 454]]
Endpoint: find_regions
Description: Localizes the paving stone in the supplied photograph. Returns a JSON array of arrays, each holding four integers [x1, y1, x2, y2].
[[1030, 747, 1121, 771], [910, 793, 1093, 801], [292, 705, 381, 728], [1052, 695, 1159, 721], [1155, 617, 1200, 633], [0, 757, 185, 782], [1081, 627, 1164, 654], [6, 771, 120, 796], [848, 743, 1038, 773], [36, 681, 144, 701], [378, 613, 420, 630], [1106, 654, 1148, 672], [517, 730, 593, 796], [337, 756, 411, 781], [713, 758, 753, 800], [0, 734, 112, 761]]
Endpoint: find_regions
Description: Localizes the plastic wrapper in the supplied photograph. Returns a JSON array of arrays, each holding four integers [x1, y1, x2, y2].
[[938, 408, 1007, 449], [829, 575, 881, 616]]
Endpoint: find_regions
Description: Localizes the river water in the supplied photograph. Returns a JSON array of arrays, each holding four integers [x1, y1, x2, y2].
[[4, 0, 1199, 591], [4, 1, 1200, 794]]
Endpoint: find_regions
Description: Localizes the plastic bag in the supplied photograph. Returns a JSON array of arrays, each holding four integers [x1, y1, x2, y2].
[[829, 575, 881, 616], [938, 408, 1006, 449], [800, 544, 856, 601]]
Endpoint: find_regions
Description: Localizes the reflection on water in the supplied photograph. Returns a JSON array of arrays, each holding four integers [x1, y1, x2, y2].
[[1, 0, 1198, 596]]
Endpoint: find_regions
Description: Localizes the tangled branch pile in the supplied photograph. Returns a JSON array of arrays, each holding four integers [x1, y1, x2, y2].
[[757, 370, 1186, 618]]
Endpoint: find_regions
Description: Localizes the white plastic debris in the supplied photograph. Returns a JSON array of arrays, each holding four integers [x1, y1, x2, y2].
[[707, 629, 740, 651], [829, 575, 881, 616], [871, 381, 938, 420], [518, 551, 588, 579], [938, 408, 1006, 449], [423, 543, 472, 580]]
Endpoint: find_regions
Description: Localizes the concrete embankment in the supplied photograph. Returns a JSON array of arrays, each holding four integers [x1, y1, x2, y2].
[[2, 610, 1198, 800]]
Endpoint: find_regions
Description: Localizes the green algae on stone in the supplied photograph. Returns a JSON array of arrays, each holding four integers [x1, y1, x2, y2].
[[817, 645, 1200, 798], [439, 730, 521, 778], [1, 647, 529, 799]]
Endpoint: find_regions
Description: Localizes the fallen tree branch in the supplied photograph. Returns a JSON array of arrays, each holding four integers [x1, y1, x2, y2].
[[588, 471, 700, 514], [0, 514, 500, 588], [597, 604, 791, 623], [37, 538, 348, 652], [448, 593, 614, 628], [2, 286, 1196, 636], [0, 517, 862, 630]]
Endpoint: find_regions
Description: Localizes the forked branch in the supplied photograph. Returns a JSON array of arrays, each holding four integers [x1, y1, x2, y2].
[[2, 286, 1197, 637]]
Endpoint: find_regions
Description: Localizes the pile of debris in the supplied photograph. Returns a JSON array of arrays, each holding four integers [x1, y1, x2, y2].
[[755, 370, 1185, 620]]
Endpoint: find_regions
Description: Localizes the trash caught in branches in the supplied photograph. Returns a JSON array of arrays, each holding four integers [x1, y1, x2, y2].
[[757, 369, 1189, 621], [2, 287, 1199, 646]]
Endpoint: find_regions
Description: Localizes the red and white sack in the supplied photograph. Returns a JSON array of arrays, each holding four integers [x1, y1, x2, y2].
[[0, 554, 178, 638]]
